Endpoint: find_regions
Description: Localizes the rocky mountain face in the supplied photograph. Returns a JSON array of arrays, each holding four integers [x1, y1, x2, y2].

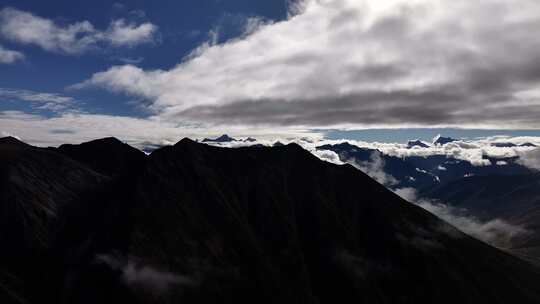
[[1, 137, 540, 303]]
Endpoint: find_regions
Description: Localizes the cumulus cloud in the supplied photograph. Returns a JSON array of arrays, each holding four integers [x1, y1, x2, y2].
[[0, 7, 157, 54], [518, 148, 540, 171], [105, 19, 158, 47], [0, 44, 24, 63], [74, 0, 540, 129], [311, 149, 344, 165], [394, 188, 526, 248]]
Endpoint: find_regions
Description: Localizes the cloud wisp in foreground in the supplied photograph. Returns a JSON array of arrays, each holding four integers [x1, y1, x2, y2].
[[394, 188, 526, 249]]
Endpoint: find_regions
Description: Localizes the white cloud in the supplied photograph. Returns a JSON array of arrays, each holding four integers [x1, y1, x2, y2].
[[346, 151, 398, 187], [0, 88, 77, 113], [518, 148, 540, 171], [311, 149, 344, 165], [394, 188, 526, 248], [304, 137, 540, 167], [105, 19, 158, 47], [97, 254, 198, 296], [0, 110, 318, 148], [0, 7, 157, 54], [0, 44, 24, 63], [205, 135, 540, 171], [74, 0, 540, 129]]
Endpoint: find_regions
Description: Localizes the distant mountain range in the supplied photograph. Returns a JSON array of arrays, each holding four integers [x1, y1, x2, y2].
[[202, 134, 238, 143], [201, 134, 258, 143], [316, 139, 540, 262], [317, 141, 533, 189], [406, 139, 430, 148], [316, 137, 536, 185], [2, 136, 540, 303]]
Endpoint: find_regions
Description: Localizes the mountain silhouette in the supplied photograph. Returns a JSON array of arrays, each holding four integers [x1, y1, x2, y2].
[[1, 137, 540, 303], [56, 137, 146, 177], [201, 134, 237, 143]]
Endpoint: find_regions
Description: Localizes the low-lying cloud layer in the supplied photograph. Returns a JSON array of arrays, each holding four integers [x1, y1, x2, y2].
[[74, 0, 540, 129], [394, 188, 526, 248], [97, 254, 198, 296], [518, 148, 540, 171], [0, 110, 318, 148]]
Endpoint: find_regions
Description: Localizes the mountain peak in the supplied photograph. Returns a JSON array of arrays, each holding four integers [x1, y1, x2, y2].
[[407, 139, 430, 148], [432, 135, 456, 145], [58, 137, 125, 150], [0, 136, 28, 147], [174, 137, 199, 147], [202, 134, 237, 143], [57, 137, 146, 177]]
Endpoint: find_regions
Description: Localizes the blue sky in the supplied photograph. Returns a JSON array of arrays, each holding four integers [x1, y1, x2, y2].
[[0, 0, 289, 118], [1, 0, 540, 146]]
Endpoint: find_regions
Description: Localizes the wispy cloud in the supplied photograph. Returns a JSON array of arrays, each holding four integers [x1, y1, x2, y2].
[[394, 187, 527, 249], [97, 254, 199, 296], [346, 151, 398, 187], [0, 88, 78, 113], [0, 7, 158, 55], [0, 44, 24, 63]]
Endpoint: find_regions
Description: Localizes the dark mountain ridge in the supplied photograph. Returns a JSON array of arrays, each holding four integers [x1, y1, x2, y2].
[[55, 137, 146, 177], [1, 137, 540, 303]]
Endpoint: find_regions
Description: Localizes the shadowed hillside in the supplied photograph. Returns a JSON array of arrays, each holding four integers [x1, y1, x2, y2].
[[1, 137, 540, 303]]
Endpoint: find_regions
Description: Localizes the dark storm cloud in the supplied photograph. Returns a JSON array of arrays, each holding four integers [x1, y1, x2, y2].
[[177, 86, 517, 127]]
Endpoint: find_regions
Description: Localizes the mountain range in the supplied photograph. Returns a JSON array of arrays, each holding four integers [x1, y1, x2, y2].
[[316, 140, 540, 260], [1, 136, 540, 303]]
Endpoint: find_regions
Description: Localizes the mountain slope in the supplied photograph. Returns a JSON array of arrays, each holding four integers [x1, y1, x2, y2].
[[0, 137, 108, 303], [71, 139, 540, 304], [2, 138, 540, 303]]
